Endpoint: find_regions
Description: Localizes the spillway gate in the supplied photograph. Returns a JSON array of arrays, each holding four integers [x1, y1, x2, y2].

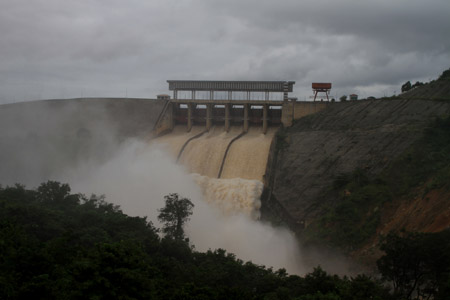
[[172, 99, 287, 133]]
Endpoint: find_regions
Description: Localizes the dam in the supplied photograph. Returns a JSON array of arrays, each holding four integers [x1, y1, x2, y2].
[[153, 80, 327, 218]]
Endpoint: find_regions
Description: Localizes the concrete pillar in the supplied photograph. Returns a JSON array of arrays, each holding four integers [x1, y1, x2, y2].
[[225, 103, 230, 132], [263, 104, 268, 134], [206, 103, 212, 131], [243, 103, 249, 132], [187, 103, 193, 132], [281, 101, 293, 127]]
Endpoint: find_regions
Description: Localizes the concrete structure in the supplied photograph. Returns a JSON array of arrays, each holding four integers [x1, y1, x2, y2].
[[153, 80, 328, 136]]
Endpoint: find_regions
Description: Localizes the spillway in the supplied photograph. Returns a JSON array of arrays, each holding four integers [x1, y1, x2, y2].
[[153, 125, 206, 158], [220, 127, 276, 180], [178, 126, 243, 178], [154, 125, 276, 219]]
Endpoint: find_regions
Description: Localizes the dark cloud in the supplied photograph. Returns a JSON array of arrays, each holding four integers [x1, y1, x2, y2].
[[0, 0, 449, 103]]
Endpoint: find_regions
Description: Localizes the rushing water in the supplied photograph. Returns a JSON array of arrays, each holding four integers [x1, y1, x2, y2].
[[192, 174, 263, 220], [65, 135, 303, 273], [155, 125, 276, 218]]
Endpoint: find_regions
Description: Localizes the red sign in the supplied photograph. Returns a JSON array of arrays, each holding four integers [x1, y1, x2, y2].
[[312, 83, 332, 89]]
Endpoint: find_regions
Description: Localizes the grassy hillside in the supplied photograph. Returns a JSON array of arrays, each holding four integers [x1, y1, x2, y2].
[[399, 68, 450, 100], [266, 70, 450, 265], [305, 115, 450, 249]]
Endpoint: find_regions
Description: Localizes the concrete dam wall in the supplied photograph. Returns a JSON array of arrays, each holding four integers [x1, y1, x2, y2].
[[153, 99, 328, 219]]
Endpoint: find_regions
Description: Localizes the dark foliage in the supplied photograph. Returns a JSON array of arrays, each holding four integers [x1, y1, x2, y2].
[[339, 95, 347, 102], [402, 81, 412, 93], [377, 231, 450, 300], [438, 68, 450, 81], [0, 182, 397, 299], [158, 193, 194, 241], [401, 80, 424, 93]]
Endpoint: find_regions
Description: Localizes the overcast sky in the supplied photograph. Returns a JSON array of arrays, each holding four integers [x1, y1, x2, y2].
[[1, 0, 449, 104]]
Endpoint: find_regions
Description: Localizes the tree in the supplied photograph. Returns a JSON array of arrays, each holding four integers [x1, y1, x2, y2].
[[401, 81, 412, 93], [36, 180, 78, 205], [377, 232, 450, 300], [377, 233, 427, 299], [339, 95, 347, 102], [158, 193, 194, 241], [438, 68, 450, 80], [411, 81, 424, 89]]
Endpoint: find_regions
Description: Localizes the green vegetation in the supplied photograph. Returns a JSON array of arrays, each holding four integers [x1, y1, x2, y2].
[[387, 115, 450, 195], [158, 193, 194, 241], [339, 95, 347, 102], [438, 68, 450, 81], [402, 67, 449, 94], [307, 115, 450, 248], [401, 81, 412, 93], [377, 231, 450, 300], [308, 168, 390, 248], [402, 81, 424, 93], [399, 67, 450, 100], [0, 181, 400, 299]]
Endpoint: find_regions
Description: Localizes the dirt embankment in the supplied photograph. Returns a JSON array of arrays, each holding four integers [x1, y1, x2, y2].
[[270, 99, 450, 232], [381, 188, 450, 235], [355, 186, 450, 265]]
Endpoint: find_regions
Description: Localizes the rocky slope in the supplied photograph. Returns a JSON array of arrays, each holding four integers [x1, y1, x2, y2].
[[268, 98, 450, 233]]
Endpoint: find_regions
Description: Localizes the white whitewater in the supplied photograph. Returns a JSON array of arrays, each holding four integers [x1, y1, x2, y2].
[[192, 174, 263, 219]]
